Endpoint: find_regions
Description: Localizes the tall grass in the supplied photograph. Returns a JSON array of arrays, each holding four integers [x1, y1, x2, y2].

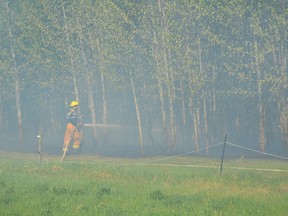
[[0, 153, 287, 215]]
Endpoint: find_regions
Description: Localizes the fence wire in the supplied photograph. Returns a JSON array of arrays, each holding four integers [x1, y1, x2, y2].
[[64, 141, 288, 172]]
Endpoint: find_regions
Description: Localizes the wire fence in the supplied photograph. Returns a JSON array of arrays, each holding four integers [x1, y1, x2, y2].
[[64, 140, 288, 172]]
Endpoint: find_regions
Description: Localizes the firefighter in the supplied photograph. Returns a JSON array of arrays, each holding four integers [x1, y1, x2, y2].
[[62, 100, 82, 155]]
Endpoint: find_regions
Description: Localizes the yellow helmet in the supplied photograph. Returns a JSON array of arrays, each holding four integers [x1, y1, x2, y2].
[[70, 100, 79, 107]]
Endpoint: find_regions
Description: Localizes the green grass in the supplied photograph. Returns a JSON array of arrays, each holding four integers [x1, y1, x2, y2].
[[0, 152, 288, 216]]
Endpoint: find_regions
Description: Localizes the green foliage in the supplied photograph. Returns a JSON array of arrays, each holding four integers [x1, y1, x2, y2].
[[0, 0, 287, 152]]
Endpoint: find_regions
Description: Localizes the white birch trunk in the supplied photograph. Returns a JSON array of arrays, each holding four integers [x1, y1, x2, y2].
[[130, 76, 143, 155]]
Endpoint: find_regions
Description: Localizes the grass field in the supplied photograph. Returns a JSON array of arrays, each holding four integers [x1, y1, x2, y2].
[[0, 151, 288, 216]]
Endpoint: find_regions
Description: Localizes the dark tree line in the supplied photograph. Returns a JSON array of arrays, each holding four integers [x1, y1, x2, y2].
[[0, 0, 287, 156]]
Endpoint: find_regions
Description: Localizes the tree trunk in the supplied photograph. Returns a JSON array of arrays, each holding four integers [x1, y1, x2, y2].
[[190, 98, 199, 153], [146, 104, 154, 149], [212, 67, 217, 112], [6, 2, 24, 145], [180, 80, 186, 126], [254, 41, 266, 151], [73, 77, 80, 103], [61, 0, 78, 100], [80, 37, 97, 151], [278, 38, 288, 149], [157, 78, 169, 151], [15, 79, 24, 145], [130, 75, 143, 156], [61, 0, 80, 114], [143, 84, 154, 150], [180, 80, 188, 146], [96, 38, 109, 148], [152, 32, 169, 151], [203, 93, 209, 155], [274, 6, 287, 150], [160, 2, 176, 151], [87, 75, 98, 148], [279, 102, 288, 150]]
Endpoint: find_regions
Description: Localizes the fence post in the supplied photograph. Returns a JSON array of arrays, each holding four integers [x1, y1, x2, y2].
[[220, 134, 227, 176], [37, 127, 43, 164]]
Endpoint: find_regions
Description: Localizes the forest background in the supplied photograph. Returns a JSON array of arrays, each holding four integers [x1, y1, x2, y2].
[[0, 0, 287, 157]]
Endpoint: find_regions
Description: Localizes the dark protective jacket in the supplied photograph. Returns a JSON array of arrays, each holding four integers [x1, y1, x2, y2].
[[67, 108, 79, 126]]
